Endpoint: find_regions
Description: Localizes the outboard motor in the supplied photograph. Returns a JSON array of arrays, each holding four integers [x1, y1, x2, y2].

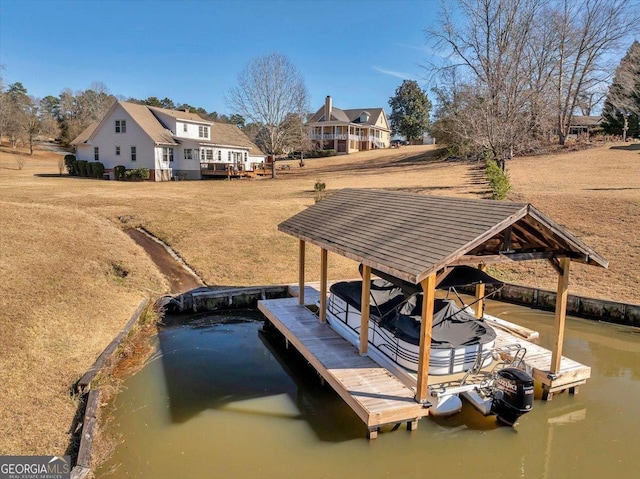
[[490, 368, 534, 426]]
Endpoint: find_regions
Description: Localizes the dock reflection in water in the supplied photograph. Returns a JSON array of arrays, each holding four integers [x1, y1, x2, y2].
[[96, 302, 640, 479]]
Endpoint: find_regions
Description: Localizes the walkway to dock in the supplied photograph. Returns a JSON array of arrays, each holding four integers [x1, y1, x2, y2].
[[258, 296, 430, 438]]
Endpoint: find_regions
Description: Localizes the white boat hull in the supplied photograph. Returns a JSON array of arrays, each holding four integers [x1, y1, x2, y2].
[[327, 293, 495, 376]]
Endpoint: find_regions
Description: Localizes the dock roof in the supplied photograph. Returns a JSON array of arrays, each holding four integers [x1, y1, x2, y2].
[[278, 189, 608, 283]]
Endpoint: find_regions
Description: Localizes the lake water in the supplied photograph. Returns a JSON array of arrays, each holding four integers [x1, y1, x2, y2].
[[96, 301, 640, 479]]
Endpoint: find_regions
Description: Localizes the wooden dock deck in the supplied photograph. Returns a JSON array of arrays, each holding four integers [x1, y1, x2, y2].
[[258, 296, 430, 438], [493, 329, 590, 399], [259, 284, 591, 437]]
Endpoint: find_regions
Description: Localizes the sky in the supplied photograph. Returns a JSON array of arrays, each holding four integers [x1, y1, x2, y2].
[[0, 0, 445, 115]]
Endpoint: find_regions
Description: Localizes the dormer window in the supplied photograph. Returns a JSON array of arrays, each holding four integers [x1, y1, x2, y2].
[[359, 112, 370, 123], [115, 120, 126, 133], [198, 125, 209, 138]]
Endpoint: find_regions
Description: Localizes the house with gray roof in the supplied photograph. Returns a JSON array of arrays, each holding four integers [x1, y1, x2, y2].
[[71, 101, 265, 180], [306, 96, 391, 154]]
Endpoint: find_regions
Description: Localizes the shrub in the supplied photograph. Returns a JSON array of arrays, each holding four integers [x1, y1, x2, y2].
[[486, 159, 511, 200], [314, 180, 327, 203], [64, 154, 76, 175], [135, 167, 150, 180], [319, 149, 336, 157], [76, 160, 88, 177], [72, 160, 80, 176], [124, 168, 150, 181], [306, 149, 338, 158], [114, 165, 127, 180], [90, 162, 105, 178]]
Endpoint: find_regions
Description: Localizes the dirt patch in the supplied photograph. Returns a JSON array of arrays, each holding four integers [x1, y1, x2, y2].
[[125, 229, 203, 294]]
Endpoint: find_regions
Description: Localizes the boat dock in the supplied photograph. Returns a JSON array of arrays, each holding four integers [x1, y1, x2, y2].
[[493, 329, 590, 399], [258, 284, 592, 437], [258, 293, 430, 439]]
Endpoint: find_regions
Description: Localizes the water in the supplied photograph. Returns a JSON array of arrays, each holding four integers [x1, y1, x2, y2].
[[96, 303, 640, 479]]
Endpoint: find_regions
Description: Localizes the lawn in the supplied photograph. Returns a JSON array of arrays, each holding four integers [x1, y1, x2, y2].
[[0, 140, 638, 457]]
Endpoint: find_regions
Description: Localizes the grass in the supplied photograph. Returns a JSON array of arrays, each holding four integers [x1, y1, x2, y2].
[[0, 139, 638, 457], [0, 192, 166, 455]]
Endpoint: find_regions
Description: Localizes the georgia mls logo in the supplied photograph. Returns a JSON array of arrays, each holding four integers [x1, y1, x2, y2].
[[0, 455, 70, 479]]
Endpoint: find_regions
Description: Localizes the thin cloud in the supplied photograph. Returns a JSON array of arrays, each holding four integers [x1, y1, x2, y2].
[[373, 66, 419, 81], [396, 42, 453, 60]]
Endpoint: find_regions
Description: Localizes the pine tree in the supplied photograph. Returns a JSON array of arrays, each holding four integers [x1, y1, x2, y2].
[[601, 41, 640, 140]]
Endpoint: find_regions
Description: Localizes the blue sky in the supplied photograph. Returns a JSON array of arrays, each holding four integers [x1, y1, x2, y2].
[[0, 0, 443, 115]]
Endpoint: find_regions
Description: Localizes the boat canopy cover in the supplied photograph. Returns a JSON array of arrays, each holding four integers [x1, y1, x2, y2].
[[330, 280, 497, 349], [359, 264, 503, 295], [395, 297, 497, 349], [436, 265, 504, 289], [330, 279, 405, 318]]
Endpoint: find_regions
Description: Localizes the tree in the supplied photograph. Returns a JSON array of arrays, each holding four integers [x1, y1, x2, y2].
[[160, 97, 175, 109], [388, 80, 432, 142], [40, 95, 61, 138], [4, 82, 30, 148], [428, 0, 640, 162], [428, 0, 546, 169], [57, 84, 116, 145], [22, 97, 41, 155], [229, 114, 245, 129], [550, 0, 640, 145], [226, 52, 309, 178], [601, 41, 640, 140]]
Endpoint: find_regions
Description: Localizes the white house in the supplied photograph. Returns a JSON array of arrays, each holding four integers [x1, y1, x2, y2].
[[306, 96, 391, 154], [71, 101, 265, 181]]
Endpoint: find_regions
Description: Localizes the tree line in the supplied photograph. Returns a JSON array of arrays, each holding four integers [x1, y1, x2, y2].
[[426, 0, 639, 169], [0, 77, 246, 153]]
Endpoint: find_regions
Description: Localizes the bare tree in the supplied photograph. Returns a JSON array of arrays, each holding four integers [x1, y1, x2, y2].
[[428, 0, 640, 157], [551, 0, 640, 144], [22, 97, 41, 155], [226, 52, 309, 178], [428, 0, 547, 169]]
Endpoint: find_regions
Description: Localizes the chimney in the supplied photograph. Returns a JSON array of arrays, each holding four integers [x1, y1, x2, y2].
[[324, 96, 332, 121]]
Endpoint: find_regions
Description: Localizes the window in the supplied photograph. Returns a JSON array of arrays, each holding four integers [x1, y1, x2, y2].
[[94, 147, 99, 161], [244, 152, 248, 162], [115, 120, 126, 133], [183, 123, 188, 133], [206, 149, 213, 161], [184, 149, 193, 160], [200, 149, 205, 161], [198, 125, 209, 138], [115, 146, 121, 156], [217, 150, 221, 161], [131, 146, 137, 161], [162, 147, 174, 162]]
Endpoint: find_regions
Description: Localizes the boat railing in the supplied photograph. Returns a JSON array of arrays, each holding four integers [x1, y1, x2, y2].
[[461, 343, 528, 385]]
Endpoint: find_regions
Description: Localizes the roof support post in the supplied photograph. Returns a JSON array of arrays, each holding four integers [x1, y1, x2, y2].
[[551, 257, 570, 374], [319, 248, 328, 323], [298, 239, 306, 306], [475, 264, 487, 319], [415, 273, 436, 403], [360, 265, 371, 355]]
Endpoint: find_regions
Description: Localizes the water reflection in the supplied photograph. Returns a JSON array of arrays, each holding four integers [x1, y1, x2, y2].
[[97, 303, 640, 479]]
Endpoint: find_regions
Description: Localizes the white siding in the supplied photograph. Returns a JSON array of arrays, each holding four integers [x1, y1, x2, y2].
[[149, 110, 178, 135], [79, 103, 156, 171], [175, 121, 211, 141]]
